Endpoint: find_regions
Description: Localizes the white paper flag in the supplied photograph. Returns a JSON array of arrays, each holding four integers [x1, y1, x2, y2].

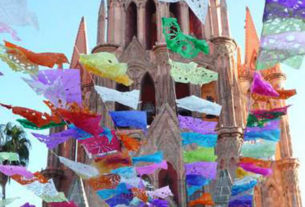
[[95, 86, 140, 110], [185, 0, 209, 24], [176, 95, 222, 116], [58, 156, 99, 178], [147, 186, 173, 199], [26, 179, 59, 197]]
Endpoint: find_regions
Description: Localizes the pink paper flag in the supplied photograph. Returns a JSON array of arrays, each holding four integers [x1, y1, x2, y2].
[[0, 165, 33, 178], [136, 160, 168, 176], [147, 186, 173, 199], [251, 72, 279, 97]]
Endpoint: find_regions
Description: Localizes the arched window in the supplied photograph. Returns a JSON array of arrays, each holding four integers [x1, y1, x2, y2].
[[175, 83, 191, 116], [201, 81, 218, 120], [189, 8, 203, 39], [158, 162, 179, 205], [126, 2, 137, 46], [145, 0, 157, 50], [140, 73, 156, 125], [169, 3, 181, 25], [115, 84, 130, 111]]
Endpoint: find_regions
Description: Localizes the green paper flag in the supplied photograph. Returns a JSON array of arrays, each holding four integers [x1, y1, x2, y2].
[[162, 17, 209, 59], [0, 152, 19, 163], [16, 119, 66, 130], [184, 147, 217, 163]]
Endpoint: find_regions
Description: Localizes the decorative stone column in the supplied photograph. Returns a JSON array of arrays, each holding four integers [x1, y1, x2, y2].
[[179, 2, 189, 34], [156, 2, 168, 43], [137, 2, 146, 47]]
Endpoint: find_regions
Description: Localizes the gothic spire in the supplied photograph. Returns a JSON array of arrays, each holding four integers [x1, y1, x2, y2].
[[245, 7, 259, 67]]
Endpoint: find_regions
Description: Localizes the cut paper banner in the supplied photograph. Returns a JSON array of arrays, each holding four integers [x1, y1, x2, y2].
[[131, 188, 148, 203], [120, 134, 141, 152], [32, 129, 77, 149], [251, 72, 279, 97], [189, 193, 215, 206], [87, 174, 121, 191], [185, 0, 209, 24], [184, 162, 217, 179], [78, 135, 121, 158], [245, 119, 279, 133], [252, 89, 296, 101], [231, 177, 258, 196], [178, 115, 217, 134], [176, 95, 222, 116], [69, 124, 113, 142], [0, 45, 38, 74], [25, 179, 60, 198], [58, 156, 99, 178], [187, 185, 203, 197], [147, 186, 173, 199], [40, 192, 67, 203], [97, 183, 129, 200], [23, 69, 82, 107], [5, 41, 68, 68], [20, 203, 35, 207], [184, 147, 217, 163], [181, 132, 217, 147], [251, 105, 290, 120], [0, 197, 19, 207], [0, 103, 61, 128], [95, 86, 140, 110], [246, 114, 274, 127], [79, 52, 132, 86], [244, 128, 280, 142], [186, 174, 210, 186], [111, 166, 137, 179], [0, 165, 33, 178], [17, 119, 65, 130], [0, 0, 38, 28], [257, 0, 305, 69], [0, 22, 21, 41], [241, 140, 276, 159], [105, 193, 133, 207], [50, 201, 78, 207], [162, 17, 209, 58], [132, 151, 163, 164], [0, 152, 19, 163], [240, 157, 271, 169], [169, 59, 218, 85], [239, 163, 272, 177], [136, 160, 168, 176], [109, 111, 147, 131], [229, 195, 253, 207], [12, 172, 48, 185], [150, 199, 169, 207], [57, 107, 103, 137]]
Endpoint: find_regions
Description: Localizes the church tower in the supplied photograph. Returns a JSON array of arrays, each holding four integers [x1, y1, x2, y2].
[[43, 1, 300, 207], [238, 8, 302, 207]]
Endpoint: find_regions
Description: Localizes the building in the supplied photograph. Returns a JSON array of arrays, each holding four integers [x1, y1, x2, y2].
[[43, 0, 302, 206]]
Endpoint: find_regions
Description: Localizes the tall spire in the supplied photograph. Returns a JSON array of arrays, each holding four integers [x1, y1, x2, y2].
[[245, 7, 259, 67], [71, 17, 88, 69]]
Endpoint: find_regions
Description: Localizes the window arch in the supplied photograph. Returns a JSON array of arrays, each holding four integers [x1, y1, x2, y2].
[[175, 82, 191, 116], [140, 73, 156, 125], [169, 3, 181, 25], [115, 83, 130, 111], [189, 8, 203, 39], [126, 2, 137, 46], [158, 162, 179, 205], [145, 0, 157, 50]]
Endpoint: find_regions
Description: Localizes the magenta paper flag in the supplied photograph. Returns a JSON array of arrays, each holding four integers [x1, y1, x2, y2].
[[32, 129, 78, 149], [178, 115, 217, 134], [0, 0, 38, 29], [50, 201, 78, 207], [251, 72, 279, 97], [0, 165, 33, 178], [0, 22, 21, 41], [239, 163, 272, 177], [23, 69, 82, 108], [147, 186, 173, 199], [252, 105, 290, 120], [184, 162, 217, 179], [136, 160, 168, 176], [78, 135, 121, 158]]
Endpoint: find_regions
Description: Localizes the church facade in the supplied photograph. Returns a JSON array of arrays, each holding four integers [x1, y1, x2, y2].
[[43, 0, 302, 206]]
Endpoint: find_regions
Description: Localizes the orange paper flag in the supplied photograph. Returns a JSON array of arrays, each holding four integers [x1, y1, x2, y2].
[[87, 174, 120, 191], [131, 188, 148, 203], [12, 172, 48, 185], [252, 89, 296, 102], [239, 157, 271, 169], [120, 134, 141, 152], [189, 193, 215, 206], [5, 41, 68, 68]]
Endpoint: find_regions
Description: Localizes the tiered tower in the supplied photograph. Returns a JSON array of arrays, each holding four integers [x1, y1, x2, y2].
[[238, 8, 302, 207], [43, 1, 302, 207]]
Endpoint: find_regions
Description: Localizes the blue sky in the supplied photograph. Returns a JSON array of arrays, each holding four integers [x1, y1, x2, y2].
[[0, 0, 304, 206]]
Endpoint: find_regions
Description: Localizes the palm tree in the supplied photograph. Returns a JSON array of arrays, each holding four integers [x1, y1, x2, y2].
[[0, 123, 31, 199]]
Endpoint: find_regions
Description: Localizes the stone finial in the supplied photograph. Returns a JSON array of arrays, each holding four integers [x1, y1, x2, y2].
[[214, 170, 233, 205]]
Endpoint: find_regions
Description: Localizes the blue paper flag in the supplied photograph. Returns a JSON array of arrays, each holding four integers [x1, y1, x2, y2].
[[181, 132, 217, 147], [186, 174, 210, 186], [109, 111, 147, 131], [97, 183, 129, 200], [244, 129, 280, 142], [132, 151, 163, 164], [111, 166, 137, 179], [187, 185, 203, 197]]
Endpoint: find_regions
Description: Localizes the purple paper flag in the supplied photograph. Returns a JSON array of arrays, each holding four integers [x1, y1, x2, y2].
[[20, 203, 35, 207], [0, 165, 33, 178], [184, 162, 217, 179], [251, 72, 279, 97], [178, 115, 217, 134], [136, 160, 168, 176], [239, 163, 272, 177]]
